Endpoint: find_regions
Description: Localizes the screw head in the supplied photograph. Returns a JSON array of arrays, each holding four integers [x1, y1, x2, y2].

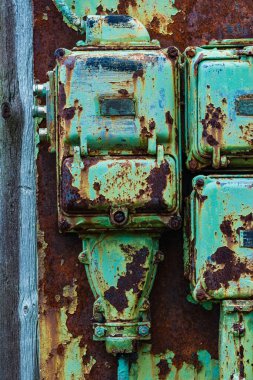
[[94, 326, 106, 338], [167, 46, 179, 59], [196, 178, 205, 187], [138, 325, 149, 337], [54, 48, 65, 59], [78, 251, 88, 264], [113, 210, 126, 225], [168, 216, 182, 231], [186, 47, 196, 58]]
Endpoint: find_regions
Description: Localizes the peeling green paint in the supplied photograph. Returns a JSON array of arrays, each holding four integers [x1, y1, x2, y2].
[[53, 0, 179, 35], [128, 345, 219, 380]]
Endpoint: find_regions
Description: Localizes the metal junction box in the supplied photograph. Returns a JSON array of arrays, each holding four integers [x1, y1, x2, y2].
[[184, 39, 253, 171], [185, 175, 253, 302], [47, 15, 181, 232]]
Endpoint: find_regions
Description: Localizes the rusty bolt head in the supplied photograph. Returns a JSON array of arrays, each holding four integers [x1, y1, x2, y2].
[[188, 159, 198, 171], [138, 325, 149, 337], [196, 178, 205, 187], [113, 210, 126, 224], [167, 46, 179, 59], [168, 216, 182, 231], [195, 288, 208, 302], [54, 48, 65, 59], [232, 323, 245, 337], [94, 326, 106, 338], [186, 47, 196, 58], [78, 251, 88, 264]]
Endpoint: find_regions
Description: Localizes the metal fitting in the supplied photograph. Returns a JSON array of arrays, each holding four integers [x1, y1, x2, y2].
[[196, 178, 205, 187], [110, 208, 128, 226], [78, 251, 88, 264], [168, 215, 182, 231], [33, 83, 47, 97], [167, 46, 179, 59], [94, 326, 107, 338], [138, 325, 149, 337], [186, 47, 196, 58], [33, 105, 46, 119], [232, 323, 245, 337]]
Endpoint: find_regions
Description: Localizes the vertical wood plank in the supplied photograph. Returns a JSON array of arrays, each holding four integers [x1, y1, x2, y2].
[[0, 1, 38, 379]]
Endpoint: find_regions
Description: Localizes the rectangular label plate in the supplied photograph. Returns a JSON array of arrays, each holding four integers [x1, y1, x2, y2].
[[100, 97, 135, 116], [236, 95, 253, 116], [240, 230, 253, 248]]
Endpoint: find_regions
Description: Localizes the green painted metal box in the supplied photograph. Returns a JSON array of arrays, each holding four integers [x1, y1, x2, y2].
[[184, 39, 253, 171], [185, 175, 253, 302], [50, 38, 181, 232]]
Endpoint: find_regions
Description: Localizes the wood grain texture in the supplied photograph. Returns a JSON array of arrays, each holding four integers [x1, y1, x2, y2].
[[0, 1, 38, 379]]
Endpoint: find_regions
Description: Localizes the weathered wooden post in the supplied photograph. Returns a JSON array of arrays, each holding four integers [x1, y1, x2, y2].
[[0, 1, 38, 379]]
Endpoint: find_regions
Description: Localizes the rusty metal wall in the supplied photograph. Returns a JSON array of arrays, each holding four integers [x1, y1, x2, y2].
[[34, 1, 253, 378]]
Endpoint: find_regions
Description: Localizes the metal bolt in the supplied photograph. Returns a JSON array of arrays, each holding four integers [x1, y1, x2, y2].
[[138, 325, 149, 337], [167, 46, 179, 59], [33, 105, 46, 119], [186, 47, 196, 58], [168, 216, 182, 231], [94, 326, 106, 338], [196, 178, 205, 187], [113, 211, 126, 225], [54, 48, 65, 59], [78, 251, 88, 264], [33, 83, 47, 97], [233, 323, 245, 337]]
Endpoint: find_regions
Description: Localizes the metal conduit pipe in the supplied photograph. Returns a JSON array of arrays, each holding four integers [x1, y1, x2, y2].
[[117, 355, 130, 380], [53, 0, 86, 32]]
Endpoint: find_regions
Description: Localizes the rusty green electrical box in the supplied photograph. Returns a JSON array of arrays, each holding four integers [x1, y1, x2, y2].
[[185, 175, 253, 301], [184, 39, 253, 171], [34, 14, 181, 378], [184, 175, 253, 378]]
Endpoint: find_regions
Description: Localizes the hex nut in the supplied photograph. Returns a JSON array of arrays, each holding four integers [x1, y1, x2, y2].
[[94, 326, 107, 338], [138, 325, 149, 337]]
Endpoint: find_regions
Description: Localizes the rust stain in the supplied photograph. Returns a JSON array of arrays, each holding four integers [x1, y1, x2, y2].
[[220, 218, 233, 237], [145, 161, 171, 211], [239, 123, 253, 145], [201, 103, 226, 147], [157, 358, 171, 379], [62, 106, 75, 120], [132, 68, 144, 79], [203, 246, 253, 291], [104, 245, 149, 313]]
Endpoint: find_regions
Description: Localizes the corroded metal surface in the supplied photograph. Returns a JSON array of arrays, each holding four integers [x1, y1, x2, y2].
[[219, 300, 253, 379], [34, 0, 253, 378], [42, 15, 182, 366], [185, 175, 253, 302], [184, 43, 253, 171]]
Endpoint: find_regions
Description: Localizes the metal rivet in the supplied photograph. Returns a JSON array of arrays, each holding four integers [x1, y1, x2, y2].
[[186, 47, 196, 58], [196, 178, 205, 187]]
